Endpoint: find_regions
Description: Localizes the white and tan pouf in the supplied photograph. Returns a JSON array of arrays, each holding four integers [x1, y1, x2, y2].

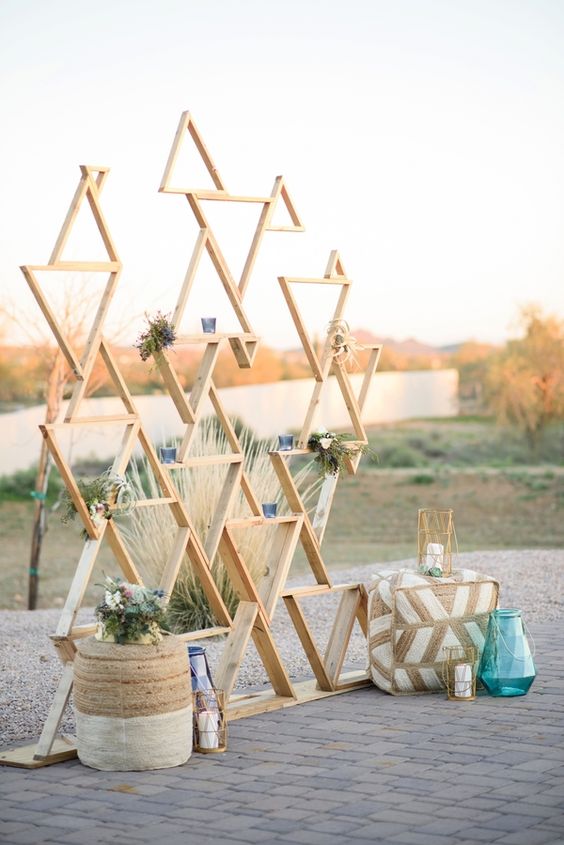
[[73, 635, 192, 771], [368, 568, 499, 695]]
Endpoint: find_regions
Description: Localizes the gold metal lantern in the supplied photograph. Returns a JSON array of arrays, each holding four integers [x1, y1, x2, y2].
[[193, 689, 227, 753], [442, 645, 478, 701], [417, 508, 455, 577]]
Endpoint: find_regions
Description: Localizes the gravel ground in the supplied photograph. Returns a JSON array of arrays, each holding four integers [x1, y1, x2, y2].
[[1, 549, 562, 748]]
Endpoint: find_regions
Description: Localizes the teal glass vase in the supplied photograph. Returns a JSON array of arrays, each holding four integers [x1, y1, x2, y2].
[[478, 609, 536, 697]]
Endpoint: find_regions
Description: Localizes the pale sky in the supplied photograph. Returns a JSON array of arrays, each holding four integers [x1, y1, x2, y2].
[[1, 0, 564, 351]]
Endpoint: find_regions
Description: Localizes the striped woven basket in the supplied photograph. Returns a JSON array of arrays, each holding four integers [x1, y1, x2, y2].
[[73, 635, 192, 770], [368, 568, 499, 695]]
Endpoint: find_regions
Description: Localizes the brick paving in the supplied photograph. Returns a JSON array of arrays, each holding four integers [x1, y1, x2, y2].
[[1, 623, 563, 844]]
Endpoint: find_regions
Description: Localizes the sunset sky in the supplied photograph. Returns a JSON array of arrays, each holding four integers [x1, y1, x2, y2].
[[1, 0, 563, 350]]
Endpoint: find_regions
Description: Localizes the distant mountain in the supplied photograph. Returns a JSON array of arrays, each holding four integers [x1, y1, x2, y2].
[[351, 329, 448, 359]]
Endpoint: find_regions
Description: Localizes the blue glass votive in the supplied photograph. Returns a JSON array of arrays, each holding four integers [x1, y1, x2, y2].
[[159, 446, 177, 464], [262, 502, 277, 519], [278, 434, 294, 451], [201, 317, 217, 334]]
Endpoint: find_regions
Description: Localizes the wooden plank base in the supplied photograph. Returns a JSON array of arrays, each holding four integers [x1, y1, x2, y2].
[[227, 670, 371, 720], [0, 735, 77, 768]]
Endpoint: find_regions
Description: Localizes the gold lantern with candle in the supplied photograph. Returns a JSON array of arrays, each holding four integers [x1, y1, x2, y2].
[[417, 508, 455, 577], [442, 645, 477, 701], [193, 689, 227, 753]]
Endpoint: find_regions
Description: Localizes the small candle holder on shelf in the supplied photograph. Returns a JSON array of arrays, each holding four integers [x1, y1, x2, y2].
[[201, 317, 217, 334], [159, 446, 177, 464], [442, 645, 477, 702], [278, 434, 294, 451], [417, 508, 454, 576], [262, 502, 277, 519], [193, 689, 227, 753]]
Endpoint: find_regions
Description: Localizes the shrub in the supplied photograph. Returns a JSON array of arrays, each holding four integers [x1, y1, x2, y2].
[[118, 419, 320, 633]]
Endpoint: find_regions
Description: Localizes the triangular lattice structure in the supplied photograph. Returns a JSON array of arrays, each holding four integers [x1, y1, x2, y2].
[[4, 112, 383, 767]]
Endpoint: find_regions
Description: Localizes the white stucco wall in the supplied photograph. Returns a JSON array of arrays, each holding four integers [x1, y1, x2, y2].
[[0, 369, 458, 474]]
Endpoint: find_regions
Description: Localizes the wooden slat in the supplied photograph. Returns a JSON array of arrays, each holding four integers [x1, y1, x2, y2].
[[0, 736, 77, 769], [227, 669, 371, 720], [283, 595, 333, 690], [175, 626, 231, 642], [218, 528, 268, 618], [68, 624, 97, 640], [27, 262, 121, 272], [181, 454, 243, 467], [105, 520, 145, 586], [251, 612, 295, 699], [215, 601, 258, 699], [158, 527, 191, 596], [133, 497, 176, 507], [55, 539, 102, 637], [278, 277, 323, 381], [195, 191, 273, 203], [312, 473, 339, 545], [33, 663, 75, 759], [175, 332, 258, 343], [269, 452, 332, 586], [159, 111, 226, 193], [205, 461, 243, 563], [22, 267, 84, 379], [155, 351, 196, 424], [281, 582, 358, 598], [238, 175, 279, 297], [260, 517, 303, 619], [49, 171, 90, 263], [324, 588, 361, 688], [172, 228, 208, 327]]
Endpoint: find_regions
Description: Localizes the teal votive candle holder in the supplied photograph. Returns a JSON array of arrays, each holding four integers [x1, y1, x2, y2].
[[201, 317, 217, 333], [278, 434, 294, 451], [262, 503, 277, 518], [160, 446, 177, 464]]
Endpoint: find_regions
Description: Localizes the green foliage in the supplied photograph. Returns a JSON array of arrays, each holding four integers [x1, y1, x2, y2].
[[485, 306, 564, 450], [60, 470, 135, 539], [410, 473, 436, 485], [96, 576, 166, 644], [135, 311, 177, 362], [308, 430, 376, 477], [0, 466, 62, 503]]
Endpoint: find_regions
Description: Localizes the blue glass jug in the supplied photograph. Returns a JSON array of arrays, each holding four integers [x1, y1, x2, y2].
[[478, 609, 536, 697]]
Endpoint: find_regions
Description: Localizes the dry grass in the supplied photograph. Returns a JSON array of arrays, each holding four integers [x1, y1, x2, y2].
[[116, 421, 320, 631]]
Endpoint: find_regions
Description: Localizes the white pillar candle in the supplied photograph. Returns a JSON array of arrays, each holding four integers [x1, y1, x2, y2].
[[454, 663, 472, 698], [426, 542, 444, 572], [197, 709, 220, 749]]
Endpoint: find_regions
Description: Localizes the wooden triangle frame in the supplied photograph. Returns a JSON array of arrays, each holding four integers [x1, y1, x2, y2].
[[3, 113, 383, 768]]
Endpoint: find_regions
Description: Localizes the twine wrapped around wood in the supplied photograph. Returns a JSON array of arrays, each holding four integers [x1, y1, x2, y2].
[[327, 319, 364, 367], [73, 636, 192, 770]]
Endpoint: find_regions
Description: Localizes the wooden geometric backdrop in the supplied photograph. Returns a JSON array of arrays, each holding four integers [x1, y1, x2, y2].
[[2, 112, 382, 768]]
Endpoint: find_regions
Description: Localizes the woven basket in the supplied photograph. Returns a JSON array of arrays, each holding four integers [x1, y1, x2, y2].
[[73, 635, 192, 771], [368, 568, 499, 695]]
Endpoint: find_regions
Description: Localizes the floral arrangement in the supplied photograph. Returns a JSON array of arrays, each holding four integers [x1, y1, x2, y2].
[[96, 576, 167, 644], [308, 427, 375, 477], [135, 311, 177, 361], [60, 470, 135, 538]]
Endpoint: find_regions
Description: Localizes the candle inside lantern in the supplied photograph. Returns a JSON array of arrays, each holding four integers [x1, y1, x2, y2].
[[454, 663, 472, 698], [197, 709, 220, 749], [425, 542, 444, 572], [201, 317, 217, 333]]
